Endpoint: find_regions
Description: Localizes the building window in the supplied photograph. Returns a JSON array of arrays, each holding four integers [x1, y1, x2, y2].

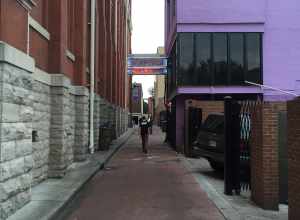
[[172, 0, 176, 17], [246, 33, 262, 84], [195, 33, 211, 85], [230, 33, 244, 85], [213, 33, 228, 85], [67, 0, 75, 53], [178, 33, 194, 85], [167, 0, 171, 33], [176, 32, 262, 86]]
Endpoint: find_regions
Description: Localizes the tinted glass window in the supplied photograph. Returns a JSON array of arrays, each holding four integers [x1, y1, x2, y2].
[[171, 33, 262, 89], [178, 33, 194, 85], [230, 34, 244, 85], [246, 34, 261, 84], [195, 33, 211, 85], [213, 33, 228, 85], [202, 115, 224, 133]]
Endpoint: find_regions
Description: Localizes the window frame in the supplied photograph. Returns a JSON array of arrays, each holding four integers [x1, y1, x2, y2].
[[174, 32, 263, 87]]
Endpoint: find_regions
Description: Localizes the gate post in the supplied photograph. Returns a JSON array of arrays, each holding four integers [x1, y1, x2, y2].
[[288, 98, 300, 220], [224, 97, 241, 195], [224, 97, 234, 195], [251, 102, 286, 210]]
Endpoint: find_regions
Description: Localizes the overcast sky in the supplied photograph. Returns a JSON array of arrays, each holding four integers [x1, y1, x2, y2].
[[131, 0, 165, 98]]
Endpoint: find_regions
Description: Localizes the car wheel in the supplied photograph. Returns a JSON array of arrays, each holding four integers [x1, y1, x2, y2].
[[209, 160, 224, 172]]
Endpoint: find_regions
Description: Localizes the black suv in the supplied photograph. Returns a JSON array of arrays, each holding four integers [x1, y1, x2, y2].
[[191, 113, 251, 171], [191, 113, 225, 171]]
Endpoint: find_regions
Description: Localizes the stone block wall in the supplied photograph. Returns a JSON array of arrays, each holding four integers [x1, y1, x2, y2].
[[287, 98, 300, 220], [32, 80, 51, 185], [250, 101, 287, 210], [0, 42, 129, 219], [48, 76, 76, 178], [0, 62, 34, 219], [94, 95, 101, 151], [73, 88, 89, 161], [115, 106, 120, 138]]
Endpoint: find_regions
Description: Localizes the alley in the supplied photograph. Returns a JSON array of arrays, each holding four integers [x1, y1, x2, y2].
[[58, 127, 225, 220]]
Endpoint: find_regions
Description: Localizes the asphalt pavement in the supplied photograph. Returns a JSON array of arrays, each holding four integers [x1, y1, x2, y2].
[[59, 127, 225, 220]]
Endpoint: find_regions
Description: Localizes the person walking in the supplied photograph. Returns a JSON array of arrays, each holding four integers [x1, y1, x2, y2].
[[148, 116, 153, 135], [139, 116, 149, 154]]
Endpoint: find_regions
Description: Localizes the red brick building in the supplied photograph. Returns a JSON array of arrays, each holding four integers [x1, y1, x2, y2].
[[1, 0, 131, 106], [0, 0, 132, 219]]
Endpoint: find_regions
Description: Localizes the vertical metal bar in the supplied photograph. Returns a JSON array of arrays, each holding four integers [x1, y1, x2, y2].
[[224, 96, 233, 195], [232, 102, 241, 194]]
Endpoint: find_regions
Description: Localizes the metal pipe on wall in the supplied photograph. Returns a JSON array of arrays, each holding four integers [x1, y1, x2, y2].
[[89, 0, 96, 154]]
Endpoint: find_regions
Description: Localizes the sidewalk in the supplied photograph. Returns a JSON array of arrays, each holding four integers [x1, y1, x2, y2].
[[181, 157, 289, 220], [57, 127, 225, 220], [8, 128, 134, 220]]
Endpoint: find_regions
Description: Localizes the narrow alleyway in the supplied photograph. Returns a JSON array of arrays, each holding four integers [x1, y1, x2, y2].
[[58, 127, 225, 220]]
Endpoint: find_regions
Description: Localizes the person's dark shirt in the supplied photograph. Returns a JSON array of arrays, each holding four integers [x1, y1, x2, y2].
[[140, 119, 149, 135]]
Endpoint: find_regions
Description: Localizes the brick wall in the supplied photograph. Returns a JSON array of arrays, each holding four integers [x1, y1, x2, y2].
[[287, 98, 300, 220], [186, 100, 224, 120], [250, 101, 287, 210]]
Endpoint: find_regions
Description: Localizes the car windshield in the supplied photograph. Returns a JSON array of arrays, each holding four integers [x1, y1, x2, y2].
[[202, 115, 224, 134]]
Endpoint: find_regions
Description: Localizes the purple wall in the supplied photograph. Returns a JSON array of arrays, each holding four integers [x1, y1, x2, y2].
[[166, 0, 300, 146], [263, 0, 300, 99], [165, 0, 300, 99]]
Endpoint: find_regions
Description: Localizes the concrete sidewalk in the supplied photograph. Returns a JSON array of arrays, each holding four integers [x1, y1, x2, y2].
[[181, 157, 288, 220], [8, 128, 134, 220], [58, 127, 225, 220]]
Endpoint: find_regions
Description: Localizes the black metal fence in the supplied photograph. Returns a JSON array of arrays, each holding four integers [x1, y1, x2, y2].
[[224, 98, 255, 195], [184, 107, 202, 157]]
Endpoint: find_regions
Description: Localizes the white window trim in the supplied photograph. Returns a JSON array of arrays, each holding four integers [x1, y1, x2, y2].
[[28, 16, 50, 41], [16, 0, 36, 10], [66, 49, 76, 62]]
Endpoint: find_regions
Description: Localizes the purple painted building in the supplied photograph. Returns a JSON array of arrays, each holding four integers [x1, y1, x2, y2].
[[165, 0, 300, 147]]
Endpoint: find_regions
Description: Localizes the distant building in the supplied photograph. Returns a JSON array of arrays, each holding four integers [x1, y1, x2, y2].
[[154, 47, 166, 124], [131, 83, 144, 124], [148, 97, 154, 117]]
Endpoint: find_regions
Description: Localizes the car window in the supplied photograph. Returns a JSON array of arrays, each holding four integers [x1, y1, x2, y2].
[[202, 115, 224, 133]]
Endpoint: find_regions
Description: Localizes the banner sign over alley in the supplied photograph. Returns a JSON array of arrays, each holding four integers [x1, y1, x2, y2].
[[128, 54, 168, 75]]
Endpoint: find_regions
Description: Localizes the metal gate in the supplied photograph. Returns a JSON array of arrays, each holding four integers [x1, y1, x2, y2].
[[224, 97, 253, 195], [184, 107, 202, 157]]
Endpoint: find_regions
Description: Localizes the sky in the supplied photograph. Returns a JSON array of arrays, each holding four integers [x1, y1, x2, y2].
[[131, 0, 165, 98]]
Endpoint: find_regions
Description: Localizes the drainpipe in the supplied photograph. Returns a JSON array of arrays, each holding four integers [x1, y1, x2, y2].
[[89, 0, 96, 154], [27, 11, 30, 54]]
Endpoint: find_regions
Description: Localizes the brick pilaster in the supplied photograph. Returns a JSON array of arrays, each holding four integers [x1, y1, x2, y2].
[[251, 102, 286, 210]]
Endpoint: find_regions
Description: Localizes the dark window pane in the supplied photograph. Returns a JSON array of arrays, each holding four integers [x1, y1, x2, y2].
[[246, 34, 261, 84], [230, 34, 244, 85], [195, 33, 211, 85], [178, 33, 194, 85], [213, 33, 228, 85]]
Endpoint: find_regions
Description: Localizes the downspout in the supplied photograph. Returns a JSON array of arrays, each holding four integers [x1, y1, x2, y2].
[[27, 11, 30, 54], [89, 0, 96, 154]]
